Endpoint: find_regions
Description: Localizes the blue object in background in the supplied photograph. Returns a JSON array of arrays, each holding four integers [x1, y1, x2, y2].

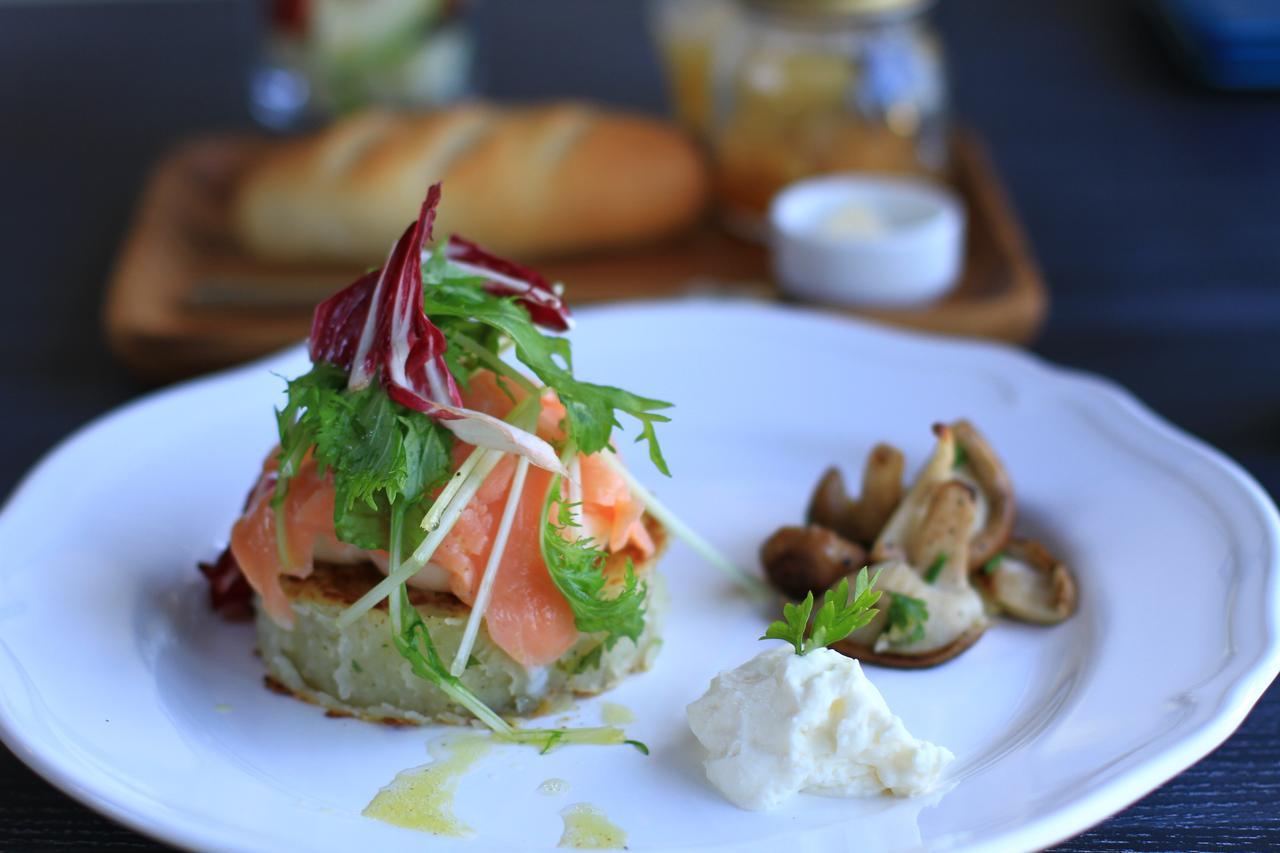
[[1145, 0, 1280, 89]]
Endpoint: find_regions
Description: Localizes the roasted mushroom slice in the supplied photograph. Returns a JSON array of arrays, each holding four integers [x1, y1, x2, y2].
[[950, 420, 1015, 569], [836, 608, 985, 669], [871, 421, 1015, 572], [839, 481, 989, 667], [979, 538, 1077, 624], [870, 426, 956, 565], [807, 443, 905, 546], [761, 525, 868, 600]]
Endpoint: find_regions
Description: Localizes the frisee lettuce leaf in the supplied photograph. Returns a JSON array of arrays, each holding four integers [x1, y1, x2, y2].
[[273, 362, 453, 553], [539, 475, 647, 650]]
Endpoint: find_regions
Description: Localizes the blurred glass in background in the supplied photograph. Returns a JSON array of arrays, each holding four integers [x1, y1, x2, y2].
[[251, 0, 473, 128], [653, 0, 949, 238]]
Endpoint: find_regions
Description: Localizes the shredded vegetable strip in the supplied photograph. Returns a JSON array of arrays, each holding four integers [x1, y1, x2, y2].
[[565, 452, 585, 532], [273, 504, 293, 571], [337, 395, 540, 627], [598, 452, 773, 603], [422, 444, 488, 534], [393, 577, 644, 751], [392, 586, 515, 735], [338, 447, 506, 628], [387, 506, 407, 632], [450, 453, 531, 676]]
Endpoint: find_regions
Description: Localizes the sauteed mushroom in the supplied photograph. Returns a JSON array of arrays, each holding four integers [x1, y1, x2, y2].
[[766, 416, 1076, 671], [979, 538, 1077, 624], [838, 481, 989, 667], [870, 426, 956, 565], [950, 420, 1015, 569], [807, 443, 905, 546], [760, 525, 868, 601], [871, 422, 1014, 572], [836, 613, 985, 669]]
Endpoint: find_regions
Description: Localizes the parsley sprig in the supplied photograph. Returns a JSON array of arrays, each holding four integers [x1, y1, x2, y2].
[[761, 568, 882, 655]]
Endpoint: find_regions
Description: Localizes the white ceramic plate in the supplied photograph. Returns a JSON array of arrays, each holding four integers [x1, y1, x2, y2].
[[2, 301, 1277, 852]]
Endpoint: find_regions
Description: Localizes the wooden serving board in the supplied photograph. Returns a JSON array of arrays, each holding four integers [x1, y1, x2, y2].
[[105, 129, 1046, 381]]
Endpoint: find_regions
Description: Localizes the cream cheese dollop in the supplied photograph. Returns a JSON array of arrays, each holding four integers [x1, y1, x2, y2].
[[686, 645, 953, 810]]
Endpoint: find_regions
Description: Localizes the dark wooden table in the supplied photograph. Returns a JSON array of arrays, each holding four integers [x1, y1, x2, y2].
[[2, 0, 1278, 848]]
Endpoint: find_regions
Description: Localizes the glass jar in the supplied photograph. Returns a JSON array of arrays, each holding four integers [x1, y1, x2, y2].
[[651, 0, 741, 139], [251, 0, 473, 129], [706, 0, 948, 238]]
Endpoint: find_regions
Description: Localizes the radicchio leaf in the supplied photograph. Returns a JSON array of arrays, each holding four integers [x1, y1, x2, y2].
[[197, 547, 253, 621], [309, 183, 563, 473], [442, 235, 573, 332]]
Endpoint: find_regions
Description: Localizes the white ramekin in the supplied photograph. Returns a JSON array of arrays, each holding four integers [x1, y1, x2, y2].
[[768, 174, 967, 309]]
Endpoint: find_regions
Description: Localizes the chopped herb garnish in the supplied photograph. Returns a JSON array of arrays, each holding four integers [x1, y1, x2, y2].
[[539, 732, 564, 755], [953, 443, 970, 469], [761, 568, 882, 655], [982, 553, 1005, 575], [886, 592, 929, 645], [924, 552, 947, 584]]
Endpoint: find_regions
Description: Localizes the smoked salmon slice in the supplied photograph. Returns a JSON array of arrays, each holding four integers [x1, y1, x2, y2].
[[230, 454, 345, 629]]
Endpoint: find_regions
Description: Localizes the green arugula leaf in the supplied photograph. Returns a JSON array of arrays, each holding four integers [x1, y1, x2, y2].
[[886, 592, 929, 645], [761, 567, 882, 654], [539, 476, 647, 649], [421, 269, 673, 474], [272, 362, 345, 505]]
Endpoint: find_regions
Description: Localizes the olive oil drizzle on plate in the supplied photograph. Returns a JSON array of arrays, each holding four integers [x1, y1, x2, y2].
[[362, 736, 490, 837], [600, 702, 635, 725], [558, 803, 627, 849]]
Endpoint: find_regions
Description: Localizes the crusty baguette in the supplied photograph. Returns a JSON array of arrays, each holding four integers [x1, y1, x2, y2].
[[257, 514, 668, 725], [233, 102, 709, 263]]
